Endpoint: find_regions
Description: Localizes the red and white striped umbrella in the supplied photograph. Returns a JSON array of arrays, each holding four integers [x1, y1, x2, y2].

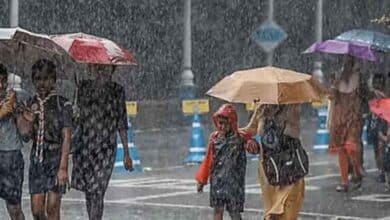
[[50, 33, 137, 65]]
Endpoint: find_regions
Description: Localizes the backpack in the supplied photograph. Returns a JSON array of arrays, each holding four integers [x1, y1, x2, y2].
[[261, 118, 309, 186]]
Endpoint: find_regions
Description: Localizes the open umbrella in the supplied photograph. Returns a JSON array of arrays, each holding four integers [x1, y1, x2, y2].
[[206, 66, 326, 104], [0, 27, 64, 54], [50, 33, 137, 65], [369, 98, 390, 123], [303, 39, 377, 61], [335, 29, 390, 53], [0, 27, 69, 80]]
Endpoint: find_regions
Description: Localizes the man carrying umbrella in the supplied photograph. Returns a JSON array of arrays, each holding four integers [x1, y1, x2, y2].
[[0, 63, 25, 220]]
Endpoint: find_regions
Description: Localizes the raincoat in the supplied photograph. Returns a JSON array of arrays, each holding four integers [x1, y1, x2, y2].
[[195, 104, 252, 213], [242, 104, 305, 220]]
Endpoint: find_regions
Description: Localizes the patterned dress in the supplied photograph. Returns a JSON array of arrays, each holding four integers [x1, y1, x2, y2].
[[71, 80, 128, 196], [329, 89, 363, 153]]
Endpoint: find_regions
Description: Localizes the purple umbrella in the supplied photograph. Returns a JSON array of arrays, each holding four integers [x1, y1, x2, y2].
[[303, 39, 376, 61]]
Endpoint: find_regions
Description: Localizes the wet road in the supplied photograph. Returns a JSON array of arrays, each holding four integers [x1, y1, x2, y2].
[[1, 119, 390, 219]]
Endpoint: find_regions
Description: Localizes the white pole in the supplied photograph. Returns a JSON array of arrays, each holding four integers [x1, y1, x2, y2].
[[266, 0, 274, 66], [181, 0, 194, 87], [313, 0, 324, 83], [9, 0, 19, 28]]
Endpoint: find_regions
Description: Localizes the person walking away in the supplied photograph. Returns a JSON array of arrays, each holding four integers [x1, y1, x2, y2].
[[378, 119, 390, 191], [71, 64, 133, 220], [367, 73, 387, 182], [195, 104, 259, 220]]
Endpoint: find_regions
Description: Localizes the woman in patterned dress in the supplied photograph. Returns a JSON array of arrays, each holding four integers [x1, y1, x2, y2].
[[71, 64, 133, 220], [328, 56, 364, 192]]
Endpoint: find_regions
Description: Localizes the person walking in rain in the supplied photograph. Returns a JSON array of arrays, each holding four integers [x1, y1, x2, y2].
[[195, 104, 259, 220], [71, 64, 133, 220], [242, 103, 306, 220], [18, 59, 72, 220], [378, 118, 390, 191], [0, 63, 26, 220], [367, 73, 388, 182], [328, 56, 364, 192]]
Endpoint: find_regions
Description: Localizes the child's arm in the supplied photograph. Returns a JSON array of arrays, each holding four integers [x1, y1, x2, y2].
[[57, 102, 73, 187], [0, 92, 15, 119], [195, 132, 216, 189], [241, 103, 262, 136], [244, 139, 260, 154], [57, 127, 71, 186]]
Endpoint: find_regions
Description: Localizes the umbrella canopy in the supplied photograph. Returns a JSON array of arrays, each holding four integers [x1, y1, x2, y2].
[[50, 33, 137, 65], [303, 40, 377, 61], [0, 27, 68, 78], [369, 98, 390, 123], [206, 66, 326, 104], [335, 29, 390, 53]]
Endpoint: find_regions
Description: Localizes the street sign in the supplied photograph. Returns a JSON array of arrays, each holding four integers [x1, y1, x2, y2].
[[126, 101, 137, 116], [251, 21, 287, 52], [182, 99, 209, 114]]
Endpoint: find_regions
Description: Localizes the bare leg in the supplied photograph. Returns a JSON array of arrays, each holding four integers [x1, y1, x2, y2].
[[228, 212, 242, 220], [6, 202, 25, 220], [214, 208, 223, 220], [31, 194, 47, 220], [46, 191, 61, 220]]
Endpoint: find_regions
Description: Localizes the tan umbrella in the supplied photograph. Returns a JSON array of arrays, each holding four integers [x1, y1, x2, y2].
[[206, 66, 326, 104]]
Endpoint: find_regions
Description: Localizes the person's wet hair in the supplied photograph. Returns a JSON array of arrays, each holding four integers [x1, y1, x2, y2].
[[31, 59, 57, 82], [0, 63, 7, 77]]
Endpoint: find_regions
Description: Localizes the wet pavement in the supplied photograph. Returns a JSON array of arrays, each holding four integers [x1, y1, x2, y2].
[[1, 119, 390, 219]]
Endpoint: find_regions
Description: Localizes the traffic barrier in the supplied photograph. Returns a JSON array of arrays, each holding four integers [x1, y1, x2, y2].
[[184, 112, 206, 164], [313, 107, 329, 153]]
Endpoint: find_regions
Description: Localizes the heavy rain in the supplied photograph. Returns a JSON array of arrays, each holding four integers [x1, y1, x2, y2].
[[0, 0, 389, 219]]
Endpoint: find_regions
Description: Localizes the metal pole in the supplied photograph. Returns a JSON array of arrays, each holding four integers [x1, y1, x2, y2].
[[9, 0, 19, 28], [266, 0, 274, 66], [313, 0, 324, 83], [180, 0, 195, 99]]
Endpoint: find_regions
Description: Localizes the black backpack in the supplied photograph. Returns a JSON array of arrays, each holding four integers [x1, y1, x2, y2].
[[261, 118, 309, 186]]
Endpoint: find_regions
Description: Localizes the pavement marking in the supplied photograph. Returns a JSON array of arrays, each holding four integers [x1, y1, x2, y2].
[[351, 194, 390, 202], [33, 197, 375, 220], [109, 178, 321, 194], [125, 201, 376, 220], [305, 168, 376, 181], [109, 177, 157, 184], [310, 160, 334, 166], [130, 191, 196, 201]]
